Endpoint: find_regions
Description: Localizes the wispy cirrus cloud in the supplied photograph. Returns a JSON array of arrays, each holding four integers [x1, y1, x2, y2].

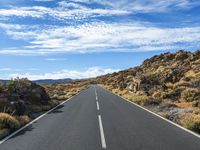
[[0, 2, 129, 21], [70, 0, 200, 12], [0, 0, 200, 55], [0, 0, 199, 22], [0, 21, 200, 55]]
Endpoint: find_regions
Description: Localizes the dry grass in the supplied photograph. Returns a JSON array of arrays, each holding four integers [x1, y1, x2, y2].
[[111, 88, 120, 94], [0, 113, 20, 130], [181, 88, 200, 102], [174, 80, 191, 88], [0, 128, 10, 139], [53, 90, 79, 101], [44, 83, 87, 101], [123, 93, 150, 106], [0, 114, 30, 139], [102, 86, 152, 106], [165, 82, 174, 88], [16, 115, 30, 126], [155, 66, 166, 73], [111, 89, 129, 96], [152, 91, 163, 99], [185, 70, 197, 78], [175, 102, 193, 108], [193, 109, 200, 115], [180, 113, 200, 133]]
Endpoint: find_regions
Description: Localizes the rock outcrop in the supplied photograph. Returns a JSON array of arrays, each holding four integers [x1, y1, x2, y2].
[[0, 78, 51, 116]]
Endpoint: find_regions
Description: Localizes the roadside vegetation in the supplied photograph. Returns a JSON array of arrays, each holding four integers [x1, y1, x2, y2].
[[43, 80, 89, 101], [98, 50, 200, 134]]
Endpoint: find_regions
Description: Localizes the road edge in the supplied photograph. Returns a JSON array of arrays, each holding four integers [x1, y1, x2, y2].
[[99, 85, 200, 139], [0, 88, 88, 145]]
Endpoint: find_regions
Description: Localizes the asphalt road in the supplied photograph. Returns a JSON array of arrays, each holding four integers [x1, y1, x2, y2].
[[0, 85, 200, 150]]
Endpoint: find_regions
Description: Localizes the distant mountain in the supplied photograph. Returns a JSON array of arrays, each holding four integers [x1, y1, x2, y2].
[[0, 78, 72, 85], [33, 78, 72, 85], [0, 79, 9, 85]]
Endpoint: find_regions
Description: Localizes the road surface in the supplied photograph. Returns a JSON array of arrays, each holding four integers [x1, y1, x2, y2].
[[0, 85, 200, 150]]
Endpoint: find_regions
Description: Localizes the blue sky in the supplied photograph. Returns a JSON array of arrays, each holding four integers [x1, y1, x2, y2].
[[0, 0, 200, 80]]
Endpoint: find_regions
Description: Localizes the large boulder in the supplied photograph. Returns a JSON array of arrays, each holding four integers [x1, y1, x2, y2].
[[0, 78, 51, 115]]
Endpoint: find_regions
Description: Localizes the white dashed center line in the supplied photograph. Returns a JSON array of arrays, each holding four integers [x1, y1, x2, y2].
[[96, 101, 100, 110], [98, 115, 107, 149], [94, 86, 107, 149], [94, 87, 98, 100]]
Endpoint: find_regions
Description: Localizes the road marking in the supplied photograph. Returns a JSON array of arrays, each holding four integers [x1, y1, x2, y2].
[[96, 101, 100, 110], [94, 86, 98, 100], [101, 86, 200, 139], [0, 89, 87, 145], [98, 115, 107, 149]]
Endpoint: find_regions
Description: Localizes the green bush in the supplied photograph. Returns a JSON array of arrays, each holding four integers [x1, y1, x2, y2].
[[0, 128, 10, 139], [7, 79, 18, 89], [7, 78, 30, 90]]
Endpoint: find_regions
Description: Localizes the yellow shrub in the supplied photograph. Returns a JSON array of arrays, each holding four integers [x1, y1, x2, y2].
[[123, 94, 150, 106], [0, 113, 20, 130], [112, 89, 120, 94], [152, 91, 163, 99], [180, 113, 200, 133], [185, 70, 196, 78], [165, 82, 174, 88], [155, 66, 165, 73], [16, 116, 30, 126], [181, 88, 200, 102]]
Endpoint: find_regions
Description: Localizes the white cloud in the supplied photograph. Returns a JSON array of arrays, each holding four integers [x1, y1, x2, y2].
[[0, 23, 24, 30], [1, 22, 200, 55], [70, 0, 200, 12], [8, 67, 119, 80], [45, 58, 67, 61], [0, 0, 199, 21], [0, 0, 200, 55], [0, 68, 11, 71], [0, 7, 47, 18], [45, 58, 57, 61], [0, 3, 129, 21], [34, 0, 55, 1]]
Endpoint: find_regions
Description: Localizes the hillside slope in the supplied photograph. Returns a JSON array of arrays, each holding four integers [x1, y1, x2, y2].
[[95, 50, 200, 133]]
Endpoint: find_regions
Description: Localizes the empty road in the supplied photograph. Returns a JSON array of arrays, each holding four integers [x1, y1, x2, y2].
[[0, 85, 200, 150]]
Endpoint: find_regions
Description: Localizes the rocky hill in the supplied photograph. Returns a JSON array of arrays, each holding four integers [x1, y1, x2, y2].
[[94, 50, 200, 133]]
